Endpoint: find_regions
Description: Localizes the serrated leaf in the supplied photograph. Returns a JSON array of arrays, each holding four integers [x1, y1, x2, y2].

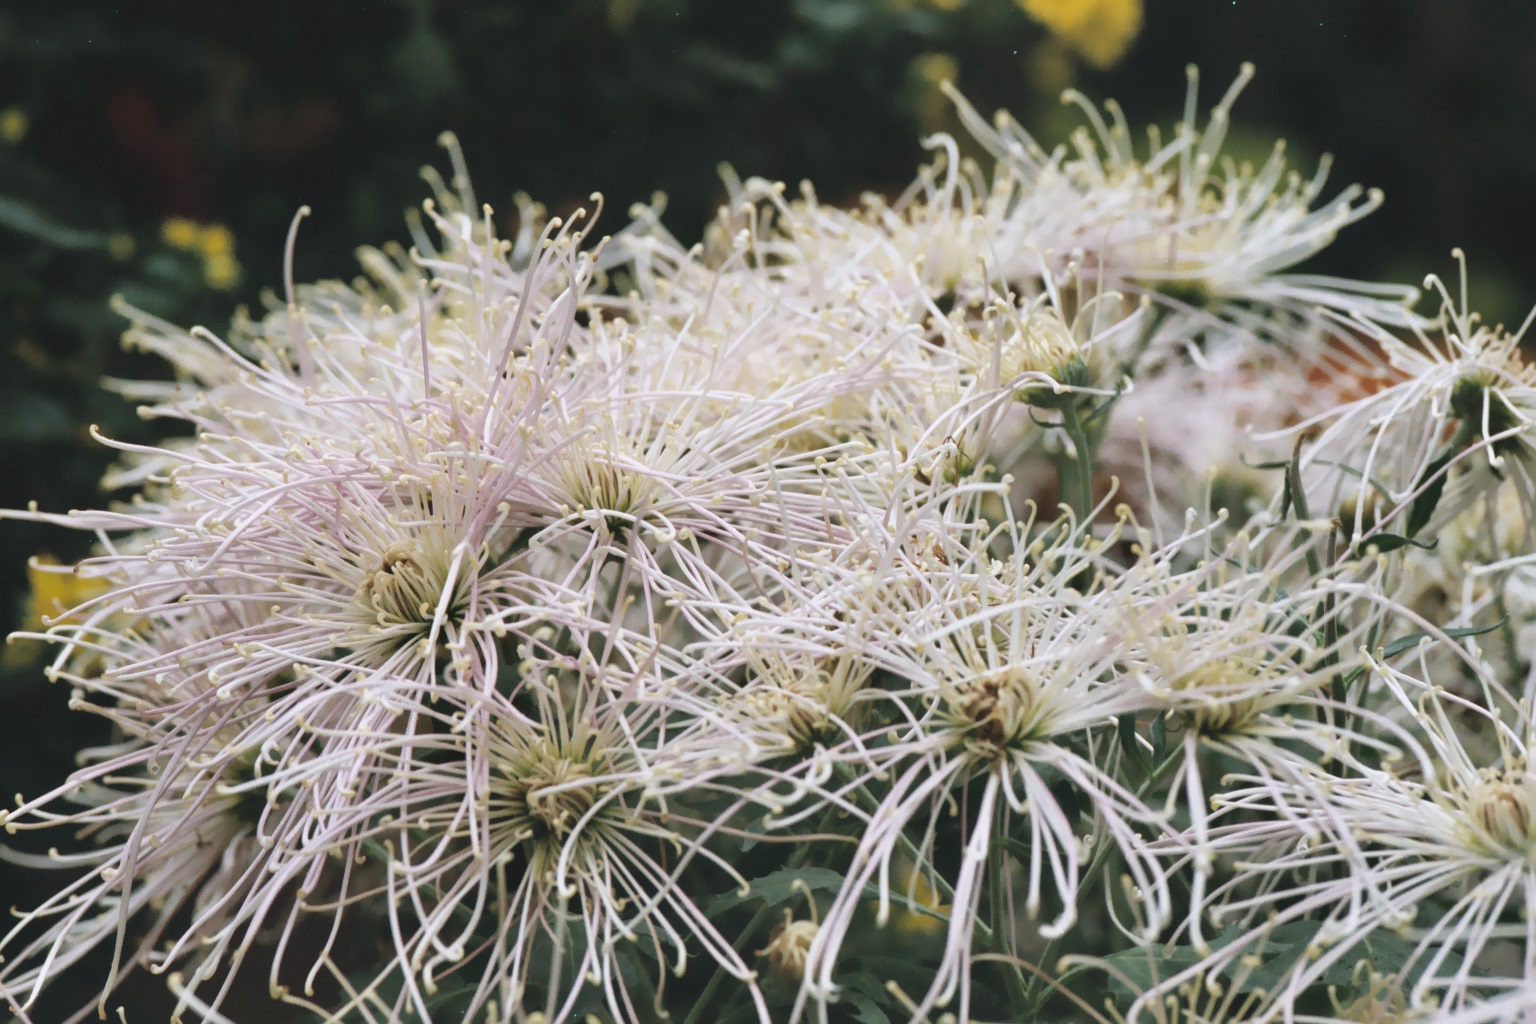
[[707, 866, 846, 918], [1066, 924, 1321, 1000], [839, 970, 890, 1000], [614, 944, 663, 1012], [1316, 930, 1484, 989]]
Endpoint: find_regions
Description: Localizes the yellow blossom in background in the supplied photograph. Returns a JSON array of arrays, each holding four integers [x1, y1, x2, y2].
[[161, 216, 202, 250], [1026, 39, 1077, 95], [1018, 0, 1142, 68], [911, 52, 961, 134], [161, 217, 242, 289], [3, 555, 111, 668], [887, 859, 951, 939], [202, 251, 240, 289], [200, 223, 234, 258], [0, 106, 28, 143], [923, 0, 968, 11], [107, 232, 136, 262]]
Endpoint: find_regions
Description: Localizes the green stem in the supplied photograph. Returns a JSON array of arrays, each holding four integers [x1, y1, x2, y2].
[[681, 898, 780, 1024], [1023, 743, 1187, 1013], [1133, 744, 1186, 803], [831, 764, 969, 918], [681, 839, 816, 1024], [1061, 401, 1095, 528], [988, 812, 1031, 1012], [834, 763, 1002, 947]]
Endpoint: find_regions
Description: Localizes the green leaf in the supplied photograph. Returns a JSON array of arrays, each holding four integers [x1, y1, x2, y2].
[[1314, 929, 1486, 989], [1118, 714, 1152, 777], [842, 990, 893, 1024], [614, 944, 663, 1013], [1355, 532, 1437, 554], [736, 813, 770, 853], [1065, 923, 1323, 1001], [794, 0, 867, 31], [1381, 618, 1506, 659], [1069, 922, 1490, 1012], [1407, 441, 1461, 537], [1238, 455, 1291, 471], [1286, 440, 1312, 521], [1149, 712, 1167, 758], [0, 196, 115, 251], [706, 866, 846, 918]]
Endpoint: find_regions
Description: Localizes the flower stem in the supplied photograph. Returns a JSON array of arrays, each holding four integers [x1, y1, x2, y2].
[[681, 839, 816, 1024], [1061, 401, 1095, 529], [988, 811, 1031, 1012]]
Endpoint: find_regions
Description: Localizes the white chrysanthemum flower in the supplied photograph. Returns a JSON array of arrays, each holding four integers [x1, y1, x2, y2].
[[604, 177, 963, 438], [1171, 669, 1536, 1021], [354, 676, 771, 1024], [945, 65, 1419, 351], [1115, 516, 1400, 955], [0, 755, 261, 1019], [778, 510, 1177, 1024], [12, 59, 1521, 1024], [0, 657, 390, 1024], [1293, 255, 1536, 550], [108, 137, 595, 484]]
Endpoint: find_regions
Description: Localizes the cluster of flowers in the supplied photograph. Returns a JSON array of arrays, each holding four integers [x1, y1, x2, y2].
[[5, 64, 1536, 1024]]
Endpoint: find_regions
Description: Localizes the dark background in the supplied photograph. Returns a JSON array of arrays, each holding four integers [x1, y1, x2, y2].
[[1, 2, 1532, 1020]]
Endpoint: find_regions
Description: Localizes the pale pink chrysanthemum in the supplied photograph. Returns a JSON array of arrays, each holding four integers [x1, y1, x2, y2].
[[771, 507, 1177, 1024]]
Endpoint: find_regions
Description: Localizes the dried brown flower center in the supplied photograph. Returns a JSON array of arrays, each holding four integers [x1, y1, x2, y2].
[[951, 667, 1052, 751]]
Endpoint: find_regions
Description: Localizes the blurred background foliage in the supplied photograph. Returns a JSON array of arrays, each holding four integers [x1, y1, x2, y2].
[[2, 1, 1535, 1018]]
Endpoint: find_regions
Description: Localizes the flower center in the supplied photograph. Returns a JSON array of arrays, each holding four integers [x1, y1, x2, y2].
[[741, 675, 831, 754], [966, 304, 1093, 409], [1167, 658, 1273, 735], [568, 454, 647, 517], [950, 666, 1053, 752], [516, 757, 604, 842], [1449, 374, 1527, 454], [1464, 766, 1536, 857], [1332, 969, 1409, 1024], [359, 541, 465, 630], [761, 917, 819, 985]]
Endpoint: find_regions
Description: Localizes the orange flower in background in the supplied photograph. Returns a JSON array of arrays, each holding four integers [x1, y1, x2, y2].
[[1018, 0, 1142, 67]]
